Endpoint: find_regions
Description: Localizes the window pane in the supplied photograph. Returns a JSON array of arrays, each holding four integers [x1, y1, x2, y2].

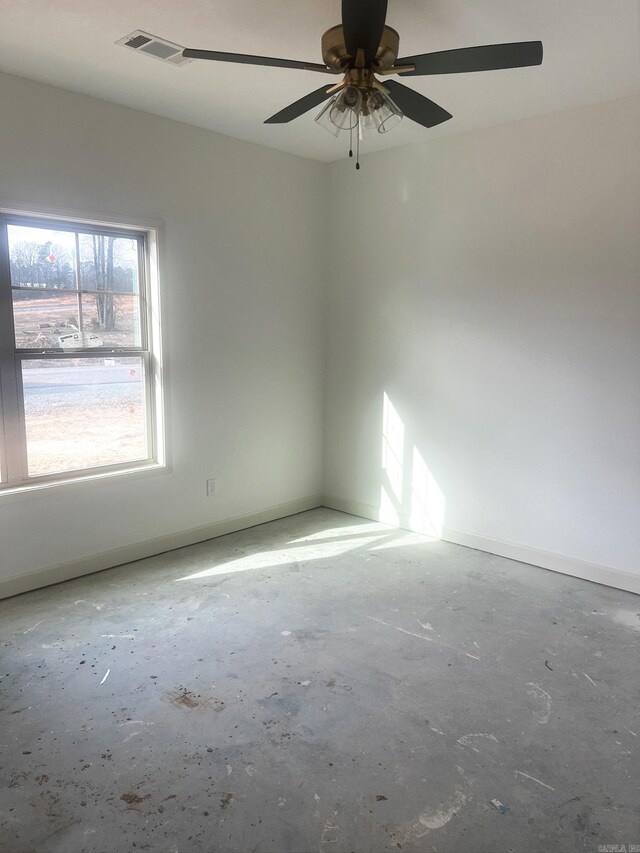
[[80, 293, 141, 348], [78, 233, 140, 293], [7, 224, 77, 290], [12, 290, 80, 349], [21, 357, 148, 476]]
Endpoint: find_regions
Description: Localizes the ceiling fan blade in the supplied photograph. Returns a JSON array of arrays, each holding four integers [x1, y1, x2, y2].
[[342, 0, 388, 64], [384, 80, 452, 128], [395, 41, 543, 76], [264, 86, 333, 124], [183, 48, 331, 74]]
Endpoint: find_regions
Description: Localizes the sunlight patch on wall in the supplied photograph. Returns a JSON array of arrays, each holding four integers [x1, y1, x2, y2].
[[379, 484, 401, 526], [379, 392, 446, 539], [382, 392, 405, 503], [380, 392, 405, 525], [410, 446, 445, 539]]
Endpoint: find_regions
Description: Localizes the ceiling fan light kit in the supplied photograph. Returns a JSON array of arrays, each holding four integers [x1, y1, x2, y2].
[[179, 0, 543, 169], [315, 85, 403, 167]]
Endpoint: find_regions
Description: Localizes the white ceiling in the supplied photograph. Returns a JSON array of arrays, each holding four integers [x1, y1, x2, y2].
[[1, 0, 639, 162]]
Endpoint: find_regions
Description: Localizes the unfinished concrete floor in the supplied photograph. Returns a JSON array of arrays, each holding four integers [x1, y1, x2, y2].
[[1, 508, 639, 853]]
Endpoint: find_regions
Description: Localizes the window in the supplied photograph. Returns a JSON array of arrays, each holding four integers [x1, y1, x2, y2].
[[0, 211, 163, 490]]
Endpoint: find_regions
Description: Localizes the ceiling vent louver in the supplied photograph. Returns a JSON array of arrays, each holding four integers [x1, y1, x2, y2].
[[116, 30, 192, 66]]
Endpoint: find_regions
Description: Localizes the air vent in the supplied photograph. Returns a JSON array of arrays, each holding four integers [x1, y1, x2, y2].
[[116, 30, 192, 66]]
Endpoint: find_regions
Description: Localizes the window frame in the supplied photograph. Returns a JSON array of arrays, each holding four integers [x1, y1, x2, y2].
[[0, 209, 165, 492]]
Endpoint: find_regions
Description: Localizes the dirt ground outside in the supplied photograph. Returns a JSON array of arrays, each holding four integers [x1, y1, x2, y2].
[[24, 395, 147, 476], [12, 291, 139, 350]]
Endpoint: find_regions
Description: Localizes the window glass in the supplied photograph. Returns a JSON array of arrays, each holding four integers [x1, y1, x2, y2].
[[21, 357, 147, 476], [78, 233, 140, 293], [7, 224, 77, 290], [11, 289, 80, 349], [79, 292, 141, 348]]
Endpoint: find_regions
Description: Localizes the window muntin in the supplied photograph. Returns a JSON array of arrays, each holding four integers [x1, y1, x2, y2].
[[0, 213, 159, 489]]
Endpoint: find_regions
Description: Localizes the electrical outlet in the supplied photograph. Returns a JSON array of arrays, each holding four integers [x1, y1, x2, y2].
[[206, 478, 217, 497]]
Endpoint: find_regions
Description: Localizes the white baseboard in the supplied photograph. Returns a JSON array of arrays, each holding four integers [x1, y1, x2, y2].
[[0, 495, 323, 600], [323, 495, 640, 596], [4, 493, 638, 599]]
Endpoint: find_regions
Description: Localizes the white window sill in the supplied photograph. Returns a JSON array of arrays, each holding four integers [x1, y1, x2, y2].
[[0, 461, 169, 503]]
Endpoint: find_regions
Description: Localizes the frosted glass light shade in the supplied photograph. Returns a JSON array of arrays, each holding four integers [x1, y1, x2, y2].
[[314, 96, 341, 136], [372, 91, 403, 133], [315, 86, 403, 139]]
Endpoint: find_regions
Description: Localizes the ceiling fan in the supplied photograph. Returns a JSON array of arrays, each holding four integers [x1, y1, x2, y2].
[[183, 0, 543, 167]]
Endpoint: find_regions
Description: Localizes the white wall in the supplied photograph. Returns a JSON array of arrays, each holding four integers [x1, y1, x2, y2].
[[325, 95, 640, 586], [2, 71, 638, 597], [0, 71, 326, 593]]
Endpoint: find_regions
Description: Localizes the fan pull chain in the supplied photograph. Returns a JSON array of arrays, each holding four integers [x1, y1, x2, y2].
[[349, 125, 353, 158], [356, 117, 361, 170]]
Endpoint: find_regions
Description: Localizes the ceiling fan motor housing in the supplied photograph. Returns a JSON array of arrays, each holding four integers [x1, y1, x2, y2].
[[322, 24, 400, 72]]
